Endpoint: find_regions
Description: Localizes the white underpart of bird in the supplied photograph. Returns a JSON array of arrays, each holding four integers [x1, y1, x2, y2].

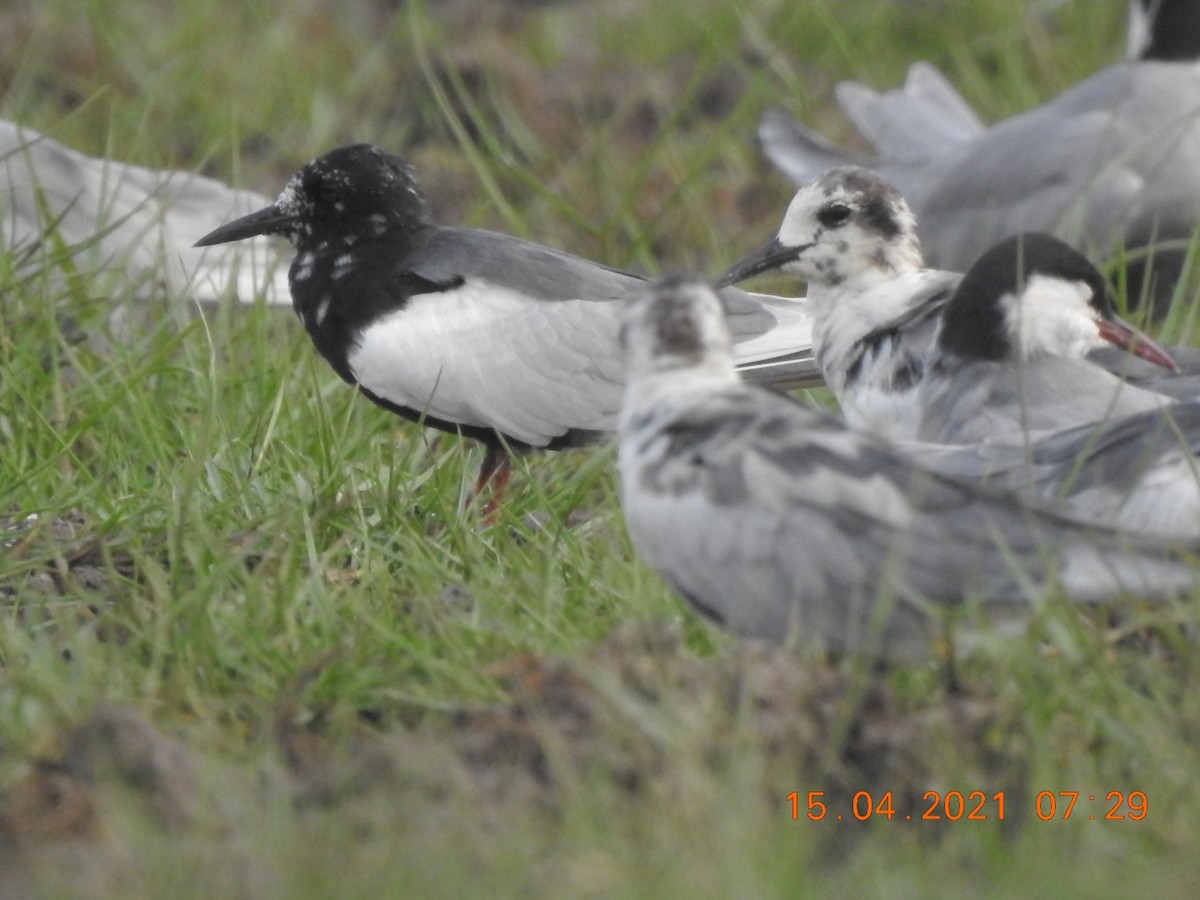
[[349, 283, 627, 446], [617, 276, 1200, 659], [0, 120, 289, 305]]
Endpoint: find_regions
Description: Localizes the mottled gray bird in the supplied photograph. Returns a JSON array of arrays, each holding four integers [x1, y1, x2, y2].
[[195, 144, 816, 500], [757, 0, 1200, 312], [718, 168, 1175, 442], [722, 209, 1200, 536], [617, 276, 1199, 658]]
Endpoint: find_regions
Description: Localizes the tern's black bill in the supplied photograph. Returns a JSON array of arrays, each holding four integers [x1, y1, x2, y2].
[[716, 237, 807, 288], [193, 204, 297, 247]]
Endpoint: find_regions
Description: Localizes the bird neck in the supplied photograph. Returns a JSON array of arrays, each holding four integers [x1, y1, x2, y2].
[[623, 360, 739, 408]]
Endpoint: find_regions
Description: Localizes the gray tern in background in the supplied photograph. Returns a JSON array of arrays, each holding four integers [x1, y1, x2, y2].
[[919, 232, 1178, 445], [195, 144, 816, 503], [0, 120, 288, 304], [757, 0, 1200, 314], [719, 168, 1183, 442], [617, 276, 1200, 659]]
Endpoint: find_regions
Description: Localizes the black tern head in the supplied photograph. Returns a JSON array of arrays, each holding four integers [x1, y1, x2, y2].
[[194, 144, 428, 253], [719, 166, 921, 290], [937, 233, 1178, 371], [1128, 0, 1200, 61]]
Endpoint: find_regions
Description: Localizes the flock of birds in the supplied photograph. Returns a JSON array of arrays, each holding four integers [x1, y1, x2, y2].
[[10, 0, 1200, 658], [760, 0, 1200, 315]]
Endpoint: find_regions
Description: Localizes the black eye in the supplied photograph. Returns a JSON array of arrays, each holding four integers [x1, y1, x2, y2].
[[817, 202, 853, 228], [311, 179, 343, 205]]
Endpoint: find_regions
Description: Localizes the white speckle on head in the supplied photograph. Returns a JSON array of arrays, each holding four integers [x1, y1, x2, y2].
[[276, 180, 301, 215], [332, 253, 354, 280], [314, 295, 332, 326], [1002, 274, 1101, 360], [293, 251, 315, 283], [365, 213, 389, 238]]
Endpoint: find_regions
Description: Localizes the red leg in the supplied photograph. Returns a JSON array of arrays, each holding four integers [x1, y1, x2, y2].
[[473, 444, 511, 521]]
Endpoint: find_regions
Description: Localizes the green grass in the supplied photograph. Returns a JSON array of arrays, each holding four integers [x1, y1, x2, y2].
[[4, 0, 1200, 896]]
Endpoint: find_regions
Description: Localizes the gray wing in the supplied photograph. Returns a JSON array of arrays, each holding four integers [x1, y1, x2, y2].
[[758, 63, 984, 196], [917, 356, 1172, 445], [756, 107, 866, 186], [902, 400, 1200, 537], [620, 384, 1199, 658], [721, 289, 819, 387], [1025, 400, 1200, 536], [834, 62, 984, 163], [407, 226, 644, 306], [915, 63, 1200, 271], [409, 227, 819, 384], [759, 59, 1200, 279], [0, 120, 290, 304]]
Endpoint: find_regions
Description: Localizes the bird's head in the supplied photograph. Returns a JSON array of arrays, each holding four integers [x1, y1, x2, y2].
[[194, 144, 428, 253], [938, 232, 1178, 370], [718, 166, 922, 291], [621, 276, 737, 382]]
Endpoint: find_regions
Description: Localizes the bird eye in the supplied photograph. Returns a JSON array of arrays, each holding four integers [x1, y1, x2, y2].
[[817, 202, 853, 228], [311, 179, 342, 204]]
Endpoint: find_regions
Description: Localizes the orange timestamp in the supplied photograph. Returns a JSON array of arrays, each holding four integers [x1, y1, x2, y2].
[[788, 790, 1148, 822]]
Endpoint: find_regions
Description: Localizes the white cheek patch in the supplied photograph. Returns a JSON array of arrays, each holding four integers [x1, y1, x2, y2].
[[275, 181, 300, 213], [293, 251, 315, 283], [1002, 274, 1099, 361]]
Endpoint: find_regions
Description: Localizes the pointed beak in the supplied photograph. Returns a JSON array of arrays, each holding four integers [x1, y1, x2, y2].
[[1097, 316, 1179, 372], [716, 237, 807, 288], [193, 204, 297, 247]]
